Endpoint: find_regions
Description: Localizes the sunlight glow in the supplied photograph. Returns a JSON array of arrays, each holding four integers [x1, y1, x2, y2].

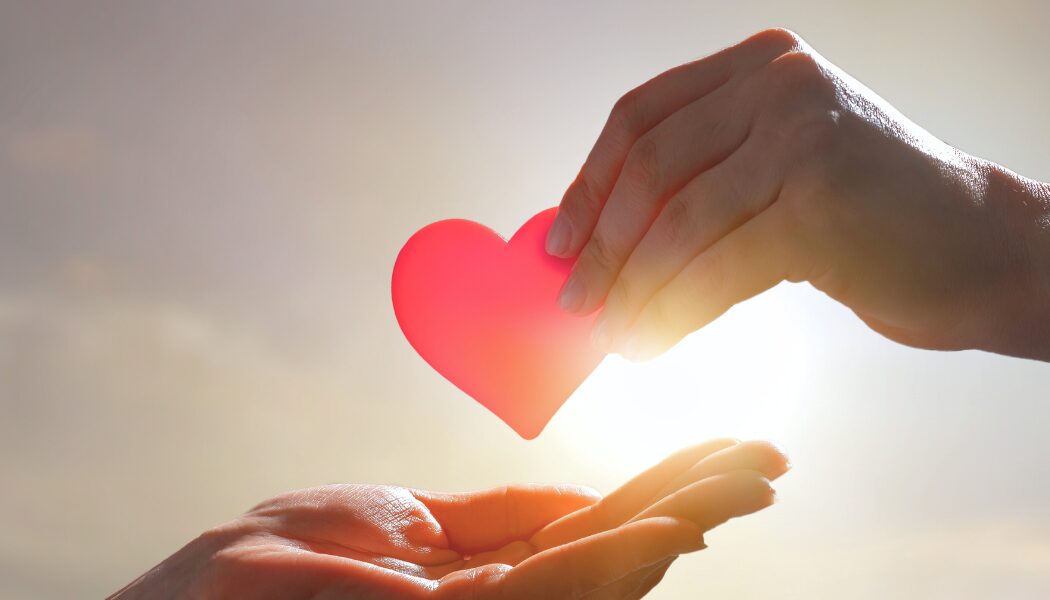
[[551, 285, 813, 473]]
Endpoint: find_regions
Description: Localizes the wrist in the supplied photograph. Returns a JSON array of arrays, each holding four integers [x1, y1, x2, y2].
[[981, 163, 1050, 361], [108, 521, 244, 600]]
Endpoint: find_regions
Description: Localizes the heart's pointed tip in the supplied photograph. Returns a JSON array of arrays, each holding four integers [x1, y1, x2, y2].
[[506, 416, 551, 441], [513, 426, 543, 441]]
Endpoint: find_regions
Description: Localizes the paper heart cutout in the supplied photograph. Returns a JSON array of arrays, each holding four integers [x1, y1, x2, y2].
[[391, 208, 605, 439]]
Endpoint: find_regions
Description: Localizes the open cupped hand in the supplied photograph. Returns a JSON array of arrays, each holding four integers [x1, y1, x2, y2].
[[110, 438, 788, 600]]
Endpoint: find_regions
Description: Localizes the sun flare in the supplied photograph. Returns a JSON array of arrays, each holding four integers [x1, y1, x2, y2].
[[552, 285, 813, 471]]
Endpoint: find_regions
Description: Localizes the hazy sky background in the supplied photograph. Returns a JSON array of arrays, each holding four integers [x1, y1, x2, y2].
[[2, 1, 1048, 598]]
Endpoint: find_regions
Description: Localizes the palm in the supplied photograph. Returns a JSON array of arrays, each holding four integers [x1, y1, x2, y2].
[[242, 484, 585, 583]]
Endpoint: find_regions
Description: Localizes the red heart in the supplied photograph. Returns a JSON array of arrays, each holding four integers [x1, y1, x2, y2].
[[391, 208, 605, 439]]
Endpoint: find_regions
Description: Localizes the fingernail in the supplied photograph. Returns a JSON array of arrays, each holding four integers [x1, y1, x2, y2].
[[767, 441, 789, 459], [591, 314, 614, 353], [767, 442, 792, 474], [686, 536, 708, 553], [546, 214, 572, 257], [558, 272, 586, 312]]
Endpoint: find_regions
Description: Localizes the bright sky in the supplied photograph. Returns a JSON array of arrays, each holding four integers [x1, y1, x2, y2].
[[2, 2, 1049, 598]]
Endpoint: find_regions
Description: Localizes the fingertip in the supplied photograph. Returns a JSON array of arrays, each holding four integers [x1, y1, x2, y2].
[[670, 520, 708, 554], [633, 516, 706, 553], [617, 330, 667, 362], [667, 519, 708, 554], [739, 440, 793, 480], [728, 470, 777, 511], [618, 334, 645, 362], [637, 469, 778, 532], [766, 442, 793, 480], [680, 532, 708, 554], [591, 312, 627, 354], [558, 271, 588, 313]]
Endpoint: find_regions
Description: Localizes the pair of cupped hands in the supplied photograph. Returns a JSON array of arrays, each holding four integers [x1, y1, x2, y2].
[[115, 26, 1050, 600]]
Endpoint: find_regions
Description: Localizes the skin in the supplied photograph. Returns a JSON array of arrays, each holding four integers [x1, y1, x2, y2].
[[547, 28, 1050, 362], [110, 439, 788, 600]]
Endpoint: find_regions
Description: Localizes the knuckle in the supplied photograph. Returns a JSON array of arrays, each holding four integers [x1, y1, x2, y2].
[[575, 171, 605, 216], [610, 88, 646, 138], [563, 171, 605, 225], [791, 108, 844, 164], [661, 195, 697, 249], [583, 230, 619, 272], [747, 27, 805, 55], [769, 51, 835, 102], [624, 133, 663, 196], [758, 51, 843, 157]]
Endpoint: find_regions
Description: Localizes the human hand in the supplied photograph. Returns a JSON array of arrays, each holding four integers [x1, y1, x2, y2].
[[109, 439, 788, 600], [548, 28, 1050, 362]]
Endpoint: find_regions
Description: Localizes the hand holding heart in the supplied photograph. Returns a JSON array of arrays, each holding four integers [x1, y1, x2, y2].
[[393, 32, 1050, 439], [546, 28, 1050, 363]]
